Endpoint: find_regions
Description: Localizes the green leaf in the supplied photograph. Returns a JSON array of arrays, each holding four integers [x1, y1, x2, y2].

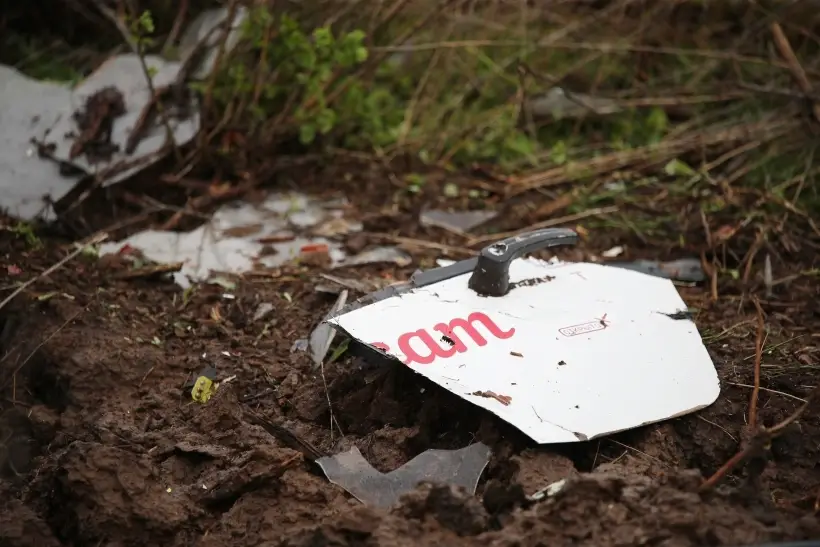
[[327, 338, 350, 364], [313, 27, 333, 50], [138, 10, 155, 34], [316, 108, 337, 134], [299, 124, 317, 144], [549, 140, 568, 165], [663, 158, 696, 177]]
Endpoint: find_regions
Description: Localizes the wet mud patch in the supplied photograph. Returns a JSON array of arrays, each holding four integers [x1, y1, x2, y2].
[[0, 182, 819, 547], [282, 470, 819, 547]]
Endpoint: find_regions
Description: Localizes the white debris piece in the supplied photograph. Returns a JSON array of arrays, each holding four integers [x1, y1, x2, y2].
[[0, 7, 247, 221], [328, 257, 720, 444], [99, 193, 352, 288]]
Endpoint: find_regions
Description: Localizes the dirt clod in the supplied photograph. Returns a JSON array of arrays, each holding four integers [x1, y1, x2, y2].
[[511, 450, 577, 494], [69, 86, 126, 163]]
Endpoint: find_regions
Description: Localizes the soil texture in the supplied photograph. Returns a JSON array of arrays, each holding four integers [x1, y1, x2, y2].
[[0, 165, 818, 546]]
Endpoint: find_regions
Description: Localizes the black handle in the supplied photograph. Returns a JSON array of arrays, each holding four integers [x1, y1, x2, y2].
[[468, 228, 579, 297]]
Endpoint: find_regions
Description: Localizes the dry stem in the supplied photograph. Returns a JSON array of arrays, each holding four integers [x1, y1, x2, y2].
[[700, 384, 820, 492], [748, 297, 765, 429]]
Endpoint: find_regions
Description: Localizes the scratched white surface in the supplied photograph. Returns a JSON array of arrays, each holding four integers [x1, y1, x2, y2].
[[328, 258, 720, 444]]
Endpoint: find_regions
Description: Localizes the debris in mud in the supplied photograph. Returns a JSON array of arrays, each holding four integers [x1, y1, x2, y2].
[[600, 245, 625, 258], [316, 443, 491, 509], [190, 365, 218, 403], [335, 246, 413, 268], [660, 309, 696, 321], [312, 217, 362, 238], [298, 242, 333, 268], [109, 260, 184, 281], [69, 86, 126, 163], [470, 390, 513, 406], [527, 478, 567, 501], [308, 289, 349, 367], [179, 6, 250, 80], [281, 466, 820, 547], [252, 302, 275, 322], [100, 192, 359, 288], [420, 208, 498, 235], [0, 7, 247, 221], [0, 64, 83, 220], [608, 257, 706, 283], [318, 273, 394, 293], [527, 86, 624, 120], [329, 246, 720, 444], [513, 450, 577, 497]]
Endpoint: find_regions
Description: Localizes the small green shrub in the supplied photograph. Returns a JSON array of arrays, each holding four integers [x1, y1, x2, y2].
[[210, 9, 407, 148]]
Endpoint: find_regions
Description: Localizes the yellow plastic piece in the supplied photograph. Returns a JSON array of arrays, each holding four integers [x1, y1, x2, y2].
[[191, 375, 217, 403]]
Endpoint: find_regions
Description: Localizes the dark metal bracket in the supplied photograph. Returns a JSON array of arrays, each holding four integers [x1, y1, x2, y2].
[[468, 228, 579, 297]]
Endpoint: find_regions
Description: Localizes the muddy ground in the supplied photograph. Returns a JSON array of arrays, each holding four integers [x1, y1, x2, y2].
[[0, 164, 818, 546]]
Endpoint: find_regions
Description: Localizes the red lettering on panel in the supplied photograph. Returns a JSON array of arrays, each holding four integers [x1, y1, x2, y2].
[[397, 329, 459, 365], [434, 312, 515, 350], [372, 312, 516, 367]]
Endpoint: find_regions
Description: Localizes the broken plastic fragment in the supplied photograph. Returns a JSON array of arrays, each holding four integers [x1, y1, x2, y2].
[[527, 478, 567, 501], [99, 192, 354, 288], [0, 65, 82, 220], [309, 290, 349, 367], [660, 309, 695, 321], [319, 273, 391, 293], [420, 209, 498, 235], [191, 366, 218, 403], [290, 339, 309, 353], [608, 258, 705, 283], [253, 302, 275, 322], [0, 7, 247, 221], [316, 442, 491, 509], [335, 246, 412, 268], [527, 87, 622, 120], [312, 217, 363, 237], [178, 6, 249, 80], [601, 246, 624, 258]]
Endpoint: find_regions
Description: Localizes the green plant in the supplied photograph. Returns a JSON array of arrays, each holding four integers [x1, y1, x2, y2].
[[212, 10, 406, 148], [10, 222, 41, 248]]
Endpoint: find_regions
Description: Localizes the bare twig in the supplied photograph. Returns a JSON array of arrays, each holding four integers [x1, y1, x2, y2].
[[365, 233, 475, 256], [728, 382, 807, 404], [90, 0, 180, 159], [243, 408, 325, 460], [700, 251, 719, 302], [374, 40, 820, 77], [508, 118, 798, 195], [770, 22, 820, 123], [201, 0, 240, 121], [467, 207, 617, 246], [162, 0, 189, 55], [320, 359, 344, 441], [319, 0, 464, 115], [700, 385, 820, 492], [748, 297, 765, 429]]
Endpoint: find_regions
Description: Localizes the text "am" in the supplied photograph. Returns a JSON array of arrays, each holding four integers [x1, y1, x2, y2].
[[371, 311, 515, 366]]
